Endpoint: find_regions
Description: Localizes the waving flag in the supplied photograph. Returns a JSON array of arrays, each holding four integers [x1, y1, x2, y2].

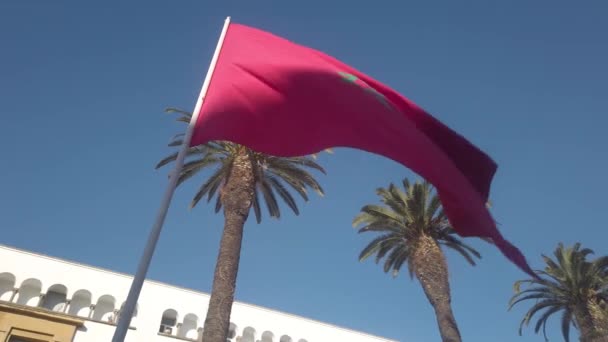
[[190, 22, 534, 277]]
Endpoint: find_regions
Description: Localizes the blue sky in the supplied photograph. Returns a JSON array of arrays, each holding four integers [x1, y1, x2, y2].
[[1, 1, 607, 341]]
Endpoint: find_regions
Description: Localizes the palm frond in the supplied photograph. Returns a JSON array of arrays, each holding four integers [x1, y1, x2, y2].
[[155, 147, 201, 169], [156, 108, 326, 223], [267, 176, 299, 215], [354, 177, 483, 283], [441, 241, 479, 266], [510, 242, 608, 340], [534, 306, 563, 340], [561, 309, 573, 342], [176, 159, 216, 187], [509, 293, 555, 310], [189, 161, 230, 209], [518, 300, 562, 336], [383, 244, 406, 273], [267, 160, 325, 196], [358, 205, 403, 225], [277, 157, 327, 174], [251, 188, 262, 223], [441, 235, 481, 259], [357, 222, 402, 234], [359, 235, 393, 261], [259, 178, 280, 219], [375, 239, 398, 264], [390, 246, 411, 278], [213, 193, 222, 213], [165, 107, 193, 117], [276, 174, 309, 201]]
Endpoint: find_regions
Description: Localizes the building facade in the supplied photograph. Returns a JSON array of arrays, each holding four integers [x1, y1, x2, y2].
[[0, 245, 396, 342]]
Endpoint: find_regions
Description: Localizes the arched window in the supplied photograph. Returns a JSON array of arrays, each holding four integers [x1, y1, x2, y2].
[[242, 327, 256, 342], [68, 289, 92, 317], [280, 335, 293, 342], [0, 273, 16, 301], [177, 313, 199, 339], [41, 284, 67, 312], [159, 309, 178, 335], [228, 323, 238, 340], [117, 302, 139, 327], [261, 331, 275, 342], [92, 295, 116, 322], [16, 278, 42, 306]]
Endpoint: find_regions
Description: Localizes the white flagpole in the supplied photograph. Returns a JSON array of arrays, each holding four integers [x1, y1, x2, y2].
[[111, 16, 231, 342]]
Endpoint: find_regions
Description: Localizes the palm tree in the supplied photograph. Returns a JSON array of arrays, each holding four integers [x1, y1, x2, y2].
[[509, 243, 608, 342], [156, 108, 326, 342], [353, 178, 481, 342]]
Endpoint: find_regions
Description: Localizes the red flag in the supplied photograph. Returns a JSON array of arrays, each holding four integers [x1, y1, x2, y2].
[[190, 23, 534, 277]]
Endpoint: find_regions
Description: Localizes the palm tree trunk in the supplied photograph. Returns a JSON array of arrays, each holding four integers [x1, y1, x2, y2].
[[580, 299, 608, 342], [201, 150, 255, 342], [412, 234, 462, 342], [589, 299, 608, 336], [575, 304, 603, 342]]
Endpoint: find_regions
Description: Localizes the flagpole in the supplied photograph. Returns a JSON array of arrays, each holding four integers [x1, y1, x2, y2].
[[111, 16, 231, 342]]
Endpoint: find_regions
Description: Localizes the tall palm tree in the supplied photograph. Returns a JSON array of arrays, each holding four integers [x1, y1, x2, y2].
[[353, 178, 481, 342], [509, 243, 608, 342], [156, 108, 326, 342]]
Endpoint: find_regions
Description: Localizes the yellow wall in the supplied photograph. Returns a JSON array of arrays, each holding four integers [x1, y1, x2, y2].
[[0, 302, 83, 342]]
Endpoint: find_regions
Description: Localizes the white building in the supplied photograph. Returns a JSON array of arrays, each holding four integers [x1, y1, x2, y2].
[[0, 245, 396, 342]]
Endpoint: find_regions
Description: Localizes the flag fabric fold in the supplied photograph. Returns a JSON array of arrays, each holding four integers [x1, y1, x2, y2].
[[190, 22, 535, 277]]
